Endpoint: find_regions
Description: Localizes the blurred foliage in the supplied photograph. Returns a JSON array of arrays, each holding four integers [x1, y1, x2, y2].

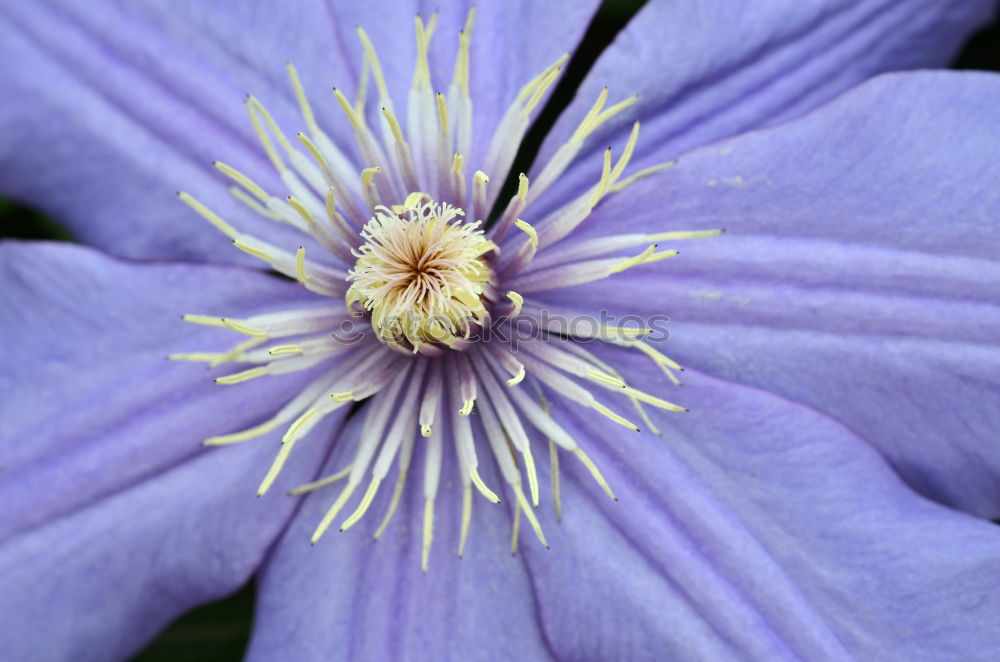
[[129, 584, 256, 662], [0, 0, 994, 659]]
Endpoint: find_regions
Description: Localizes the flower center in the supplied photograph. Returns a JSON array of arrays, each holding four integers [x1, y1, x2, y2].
[[346, 195, 496, 352], [175, 7, 723, 571]]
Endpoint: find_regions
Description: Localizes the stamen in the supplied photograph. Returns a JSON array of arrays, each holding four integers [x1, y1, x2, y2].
[[512, 482, 548, 548], [294, 246, 308, 284], [356, 27, 395, 115], [215, 366, 268, 385], [472, 170, 489, 222], [288, 464, 353, 495], [469, 468, 501, 504], [176, 10, 719, 566], [372, 435, 414, 540], [506, 291, 524, 315], [177, 192, 239, 239], [491, 173, 530, 243], [458, 483, 473, 558], [214, 161, 269, 203], [339, 477, 382, 532], [421, 413, 443, 572]]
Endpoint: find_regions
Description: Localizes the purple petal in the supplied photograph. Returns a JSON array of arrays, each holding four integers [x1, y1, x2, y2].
[[532, 0, 994, 218], [0, 241, 345, 661], [0, 0, 597, 264], [522, 357, 1000, 661], [248, 350, 1000, 660], [245, 412, 554, 662], [537, 71, 1000, 515]]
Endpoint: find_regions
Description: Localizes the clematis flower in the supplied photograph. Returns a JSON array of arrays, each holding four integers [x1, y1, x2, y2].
[[2, 1, 1000, 661]]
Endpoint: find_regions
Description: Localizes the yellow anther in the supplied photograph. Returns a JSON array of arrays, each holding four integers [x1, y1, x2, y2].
[[450, 7, 476, 97], [168, 352, 223, 362], [356, 27, 392, 109], [513, 483, 549, 548], [586, 369, 627, 388], [295, 246, 309, 284], [361, 167, 382, 188], [283, 409, 319, 443], [602, 326, 653, 339], [229, 186, 279, 221], [470, 467, 501, 503], [516, 173, 530, 201], [621, 386, 688, 412], [591, 400, 640, 432], [609, 245, 678, 274], [203, 418, 280, 446], [506, 365, 526, 387], [523, 445, 540, 507], [381, 107, 407, 145], [610, 161, 676, 194], [178, 192, 239, 239], [330, 391, 355, 403], [268, 344, 303, 356], [574, 448, 616, 501], [285, 61, 320, 134], [214, 162, 269, 203], [287, 196, 313, 225], [296, 132, 329, 170], [221, 318, 267, 337], [245, 100, 286, 172], [246, 95, 295, 156], [459, 398, 475, 416], [609, 121, 641, 183], [181, 314, 226, 328], [340, 477, 383, 531], [514, 219, 538, 248], [232, 238, 274, 263], [333, 88, 366, 133], [215, 366, 268, 385], [506, 291, 524, 315], [645, 228, 725, 242], [311, 482, 359, 544], [421, 424, 432, 437], [436, 92, 449, 135], [588, 147, 613, 208], [288, 464, 353, 495], [516, 53, 568, 106]]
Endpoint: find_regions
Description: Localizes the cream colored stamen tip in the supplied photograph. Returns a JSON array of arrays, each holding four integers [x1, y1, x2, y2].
[[421, 424, 432, 437], [506, 365, 526, 387]]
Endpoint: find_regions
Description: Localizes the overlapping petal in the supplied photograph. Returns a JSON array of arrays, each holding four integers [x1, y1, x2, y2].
[[0, 0, 597, 264], [534, 71, 1000, 516], [532, 0, 995, 217], [247, 353, 1000, 661], [245, 411, 553, 662], [0, 242, 347, 661], [527, 359, 1000, 662]]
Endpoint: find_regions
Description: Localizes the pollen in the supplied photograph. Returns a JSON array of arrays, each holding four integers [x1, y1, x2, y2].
[[346, 197, 497, 352], [174, 7, 723, 571]]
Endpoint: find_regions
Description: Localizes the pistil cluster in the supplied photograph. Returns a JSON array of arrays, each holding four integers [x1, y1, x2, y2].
[[346, 196, 496, 352]]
